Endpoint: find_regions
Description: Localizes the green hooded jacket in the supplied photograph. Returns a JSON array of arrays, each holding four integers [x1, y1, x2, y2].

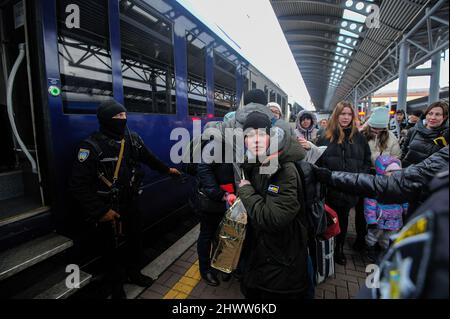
[[238, 136, 309, 295]]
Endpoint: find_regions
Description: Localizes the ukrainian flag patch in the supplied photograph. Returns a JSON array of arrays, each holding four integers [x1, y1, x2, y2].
[[268, 184, 279, 194]]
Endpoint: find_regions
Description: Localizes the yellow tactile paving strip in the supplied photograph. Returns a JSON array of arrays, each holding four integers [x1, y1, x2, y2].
[[163, 260, 202, 299]]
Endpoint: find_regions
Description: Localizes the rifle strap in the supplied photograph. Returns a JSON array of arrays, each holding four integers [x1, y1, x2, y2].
[[98, 139, 126, 188]]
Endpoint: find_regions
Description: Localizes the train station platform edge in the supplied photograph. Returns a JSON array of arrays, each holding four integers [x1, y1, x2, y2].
[[123, 224, 200, 299]]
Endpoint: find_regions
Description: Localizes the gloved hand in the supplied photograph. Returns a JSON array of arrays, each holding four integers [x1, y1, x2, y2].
[[225, 193, 237, 207], [312, 165, 332, 184], [100, 209, 120, 223], [168, 168, 181, 177], [368, 223, 378, 230]]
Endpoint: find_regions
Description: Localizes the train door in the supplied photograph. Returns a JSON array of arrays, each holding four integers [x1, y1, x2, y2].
[[0, 0, 45, 227]]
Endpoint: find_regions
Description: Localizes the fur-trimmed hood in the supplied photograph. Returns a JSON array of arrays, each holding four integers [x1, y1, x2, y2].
[[295, 110, 318, 142]]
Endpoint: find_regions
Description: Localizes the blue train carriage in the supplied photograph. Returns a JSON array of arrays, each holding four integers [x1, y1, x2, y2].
[[245, 64, 289, 121], [0, 0, 286, 296]]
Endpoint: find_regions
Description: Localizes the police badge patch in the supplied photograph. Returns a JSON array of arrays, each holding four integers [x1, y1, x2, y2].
[[78, 149, 90, 162]]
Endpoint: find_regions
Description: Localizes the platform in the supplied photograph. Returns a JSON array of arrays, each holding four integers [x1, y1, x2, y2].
[[138, 210, 371, 300]]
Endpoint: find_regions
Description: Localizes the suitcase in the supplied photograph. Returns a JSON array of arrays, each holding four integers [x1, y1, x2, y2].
[[315, 237, 335, 284]]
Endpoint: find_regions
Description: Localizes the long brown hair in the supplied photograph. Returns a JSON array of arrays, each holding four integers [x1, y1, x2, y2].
[[325, 101, 359, 144], [362, 125, 389, 153]]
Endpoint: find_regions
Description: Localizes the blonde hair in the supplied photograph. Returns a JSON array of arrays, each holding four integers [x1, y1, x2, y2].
[[325, 101, 359, 144]]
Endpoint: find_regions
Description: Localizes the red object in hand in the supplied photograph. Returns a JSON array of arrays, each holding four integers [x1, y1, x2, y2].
[[322, 204, 341, 240], [226, 194, 237, 206], [220, 184, 235, 194]]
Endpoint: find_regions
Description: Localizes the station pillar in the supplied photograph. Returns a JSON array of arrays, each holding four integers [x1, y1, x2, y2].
[[428, 51, 442, 105], [368, 94, 372, 114], [397, 41, 409, 113]]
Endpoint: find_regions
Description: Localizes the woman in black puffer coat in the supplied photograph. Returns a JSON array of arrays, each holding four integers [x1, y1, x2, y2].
[[316, 101, 371, 265], [401, 101, 448, 167]]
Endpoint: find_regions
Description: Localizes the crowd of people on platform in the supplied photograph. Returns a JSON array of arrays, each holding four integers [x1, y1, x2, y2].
[[193, 89, 449, 299], [70, 89, 448, 299]]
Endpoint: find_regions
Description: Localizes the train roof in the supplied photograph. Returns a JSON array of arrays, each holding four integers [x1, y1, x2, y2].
[[175, 0, 246, 61], [175, 0, 286, 96]]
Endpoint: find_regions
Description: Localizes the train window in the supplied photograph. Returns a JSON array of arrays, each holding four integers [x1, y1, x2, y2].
[[187, 33, 207, 116], [270, 91, 276, 102], [277, 93, 282, 105], [252, 81, 257, 90], [57, 0, 113, 114], [214, 52, 237, 117], [119, 0, 175, 114]]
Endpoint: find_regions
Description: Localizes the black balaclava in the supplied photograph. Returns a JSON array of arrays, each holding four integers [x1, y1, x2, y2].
[[244, 89, 268, 106], [97, 100, 128, 140]]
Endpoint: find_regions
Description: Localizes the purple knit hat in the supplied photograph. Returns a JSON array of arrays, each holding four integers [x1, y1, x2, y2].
[[374, 155, 401, 175]]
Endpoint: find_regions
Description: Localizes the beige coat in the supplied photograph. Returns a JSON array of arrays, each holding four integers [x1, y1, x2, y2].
[[368, 131, 401, 167]]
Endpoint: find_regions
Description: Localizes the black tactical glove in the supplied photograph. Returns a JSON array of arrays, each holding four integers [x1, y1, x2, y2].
[[313, 165, 332, 184]]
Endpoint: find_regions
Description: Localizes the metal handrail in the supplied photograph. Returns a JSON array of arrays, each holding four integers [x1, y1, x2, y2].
[[6, 43, 37, 174]]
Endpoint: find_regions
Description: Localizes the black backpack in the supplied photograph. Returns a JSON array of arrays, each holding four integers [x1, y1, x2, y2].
[[181, 136, 209, 176], [294, 160, 328, 238], [181, 121, 224, 176]]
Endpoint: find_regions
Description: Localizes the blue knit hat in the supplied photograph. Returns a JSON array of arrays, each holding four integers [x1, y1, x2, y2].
[[368, 107, 390, 129]]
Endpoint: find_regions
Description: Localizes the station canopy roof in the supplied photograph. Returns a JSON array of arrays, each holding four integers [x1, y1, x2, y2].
[[270, 0, 448, 111]]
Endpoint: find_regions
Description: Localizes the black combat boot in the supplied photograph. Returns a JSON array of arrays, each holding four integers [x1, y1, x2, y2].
[[201, 270, 220, 286], [111, 283, 127, 299], [221, 272, 232, 282], [334, 243, 347, 266], [352, 238, 367, 252], [232, 268, 243, 281], [367, 245, 378, 263]]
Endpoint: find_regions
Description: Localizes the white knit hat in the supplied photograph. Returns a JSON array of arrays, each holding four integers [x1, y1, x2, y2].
[[267, 102, 282, 115]]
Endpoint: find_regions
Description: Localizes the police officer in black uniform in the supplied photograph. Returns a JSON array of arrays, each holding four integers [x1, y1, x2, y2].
[[314, 150, 449, 299], [358, 169, 448, 299], [69, 100, 181, 299]]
